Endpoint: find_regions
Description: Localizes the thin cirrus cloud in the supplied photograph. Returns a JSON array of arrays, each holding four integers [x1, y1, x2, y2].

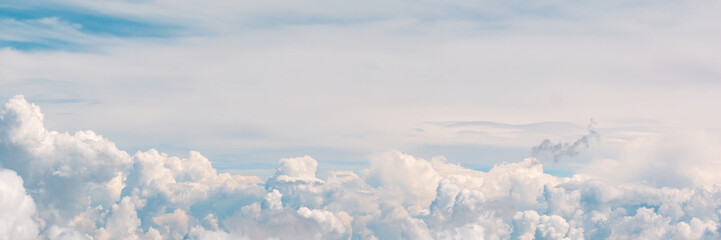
[[1, 96, 721, 239], [0, 0, 718, 169]]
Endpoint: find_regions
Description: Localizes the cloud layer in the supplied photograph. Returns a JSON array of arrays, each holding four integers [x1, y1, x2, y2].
[[2, 95, 721, 239], [3, 0, 720, 171]]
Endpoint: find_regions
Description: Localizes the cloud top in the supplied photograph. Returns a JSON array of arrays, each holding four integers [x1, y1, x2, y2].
[[1, 95, 721, 239]]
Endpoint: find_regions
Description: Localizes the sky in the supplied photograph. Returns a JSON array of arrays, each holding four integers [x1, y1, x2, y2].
[[1, 0, 721, 239]]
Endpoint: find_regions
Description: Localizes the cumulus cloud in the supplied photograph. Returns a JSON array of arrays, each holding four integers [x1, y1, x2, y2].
[[583, 130, 721, 188], [0, 169, 39, 240], [2, 95, 721, 239]]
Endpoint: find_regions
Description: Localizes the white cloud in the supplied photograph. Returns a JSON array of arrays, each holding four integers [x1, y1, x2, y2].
[[583, 130, 721, 188], [2, 95, 721, 239], [366, 151, 441, 207], [271, 155, 322, 183], [2, 0, 720, 238], [0, 95, 133, 228], [0, 169, 39, 240], [95, 197, 145, 240], [2, 0, 720, 174], [152, 209, 190, 239]]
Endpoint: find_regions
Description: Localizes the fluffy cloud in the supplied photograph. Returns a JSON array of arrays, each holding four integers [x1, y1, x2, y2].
[[583, 130, 721, 188], [0, 95, 133, 231], [2, 95, 721, 239], [0, 169, 39, 240]]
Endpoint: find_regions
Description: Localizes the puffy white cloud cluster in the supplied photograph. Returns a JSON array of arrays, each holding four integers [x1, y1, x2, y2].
[[0, 169, 38, 239], [2, 95, 721, 239]]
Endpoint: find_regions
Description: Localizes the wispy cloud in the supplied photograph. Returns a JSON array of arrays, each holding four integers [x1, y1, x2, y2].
[[531, 120, 599, 163]]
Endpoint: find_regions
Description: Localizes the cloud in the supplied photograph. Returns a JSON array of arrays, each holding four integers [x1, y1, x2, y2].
[[270, 155, 322, 183], [531, 121, 599, 163], [2, 0, 720, 239], [366, 151, 442, 207], [2, 0, 720, 173], [2, 95, 721, 239], [0, 95, 134, 227], [0, 169, 39, 240], [583, 130, 721, 188]]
